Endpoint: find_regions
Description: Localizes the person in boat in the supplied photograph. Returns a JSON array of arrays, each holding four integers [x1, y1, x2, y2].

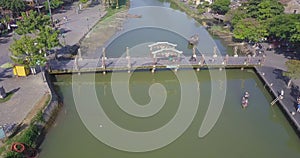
[[244, 91, 250, 99], [242, 97, 248, 108]]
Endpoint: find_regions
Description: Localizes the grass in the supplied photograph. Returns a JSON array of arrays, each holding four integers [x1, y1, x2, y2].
[[0, 63, 13, 69], [0, 92, 14, 103]]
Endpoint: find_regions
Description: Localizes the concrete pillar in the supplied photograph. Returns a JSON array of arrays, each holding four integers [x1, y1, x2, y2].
[[234, 46, 238, 57], [213, 46, 218, 58]]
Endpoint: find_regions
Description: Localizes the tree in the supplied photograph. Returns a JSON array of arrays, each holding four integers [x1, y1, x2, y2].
[[291, 22, 300, 42], [268, 14, 300, 42], [243, 0, 262, 19], [256, 0, 284, 21], [283, 60, 300, 88], [211, 0, 231, 15], [233, 18, 268, 42], [44, 0, 64, 10], [15, 10, 51, 35], [10, 35, 39, 66], [197, 1, 210, 14], [225, 7, 247, 27], [36, 26, 60, 55], [0, 0, 26, 17], [244, 0, 283, 21]]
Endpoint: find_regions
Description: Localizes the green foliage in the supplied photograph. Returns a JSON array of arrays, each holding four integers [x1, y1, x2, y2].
[[233, 18, 268, 42], [283, 60, 300, 80], [10, 35, 38, 66], [80, 0, 89, 3], [0, 0, 26, 16], [0, 92, 14, 103], [12, 10, 58, 67], [244, 0, 283, 21], [44, 0, 64, 10], [15, 10, 51, 35], [197, 1, 210, 14], [9, 34, 50, 67], [4, 125, 39, 158], [36, 26, 60, 54], [268, 14, 300, 42], [225, 8, 247, 27], [211, 0, 231, 15], [31, 110, 45, 124], [256, 0, 284, 21], [4, 151, 22, 158], [291, 22, 300, 42]]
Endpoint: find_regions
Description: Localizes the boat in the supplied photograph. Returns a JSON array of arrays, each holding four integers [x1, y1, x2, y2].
[[242, 97, 248, 108], [242, 92, 250, 108]]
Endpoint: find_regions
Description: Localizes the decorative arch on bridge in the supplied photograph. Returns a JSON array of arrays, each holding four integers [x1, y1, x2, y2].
[[148, 42, 183, 64]]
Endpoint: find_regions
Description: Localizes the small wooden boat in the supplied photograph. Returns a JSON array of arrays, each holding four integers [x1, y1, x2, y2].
[[242, 97, 248, 108], [242, 91, 250, 108]]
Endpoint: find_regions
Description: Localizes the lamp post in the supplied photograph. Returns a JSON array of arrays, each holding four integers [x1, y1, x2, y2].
[[87, 18, 89, 31], [46, 0, 54, 26]]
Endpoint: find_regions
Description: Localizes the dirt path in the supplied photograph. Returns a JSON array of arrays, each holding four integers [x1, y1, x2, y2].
[[80, 9, 128, 58], [21, 93, 50, 126]]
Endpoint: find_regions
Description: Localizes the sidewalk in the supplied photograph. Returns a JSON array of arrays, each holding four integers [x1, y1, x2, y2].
[[53, 2, 104, 46], [255, 46, 300, 133]]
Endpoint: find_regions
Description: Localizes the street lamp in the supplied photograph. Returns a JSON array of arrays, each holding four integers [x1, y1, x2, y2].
[[86, 18, 89, 31], [46, 0, 54, 26], [62, 33, 66, 45]]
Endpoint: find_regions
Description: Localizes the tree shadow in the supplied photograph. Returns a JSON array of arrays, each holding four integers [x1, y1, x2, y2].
[[52, 2, 76, 14], [0, 38, 9, 44], [0, 68, 13, 81], [272, 69, 290, 85], [272, 44, 300, 60], [7, 87, 20, 95], [58, 28, 71, 34]]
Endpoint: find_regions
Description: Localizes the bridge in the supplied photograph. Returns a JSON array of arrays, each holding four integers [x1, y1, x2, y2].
[[48, 42, 265, 74]]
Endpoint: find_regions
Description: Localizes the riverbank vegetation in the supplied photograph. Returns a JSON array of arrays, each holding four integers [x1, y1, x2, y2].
[[225, 0, 300, 43]]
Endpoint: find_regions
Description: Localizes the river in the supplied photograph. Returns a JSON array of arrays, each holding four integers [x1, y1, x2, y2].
[[39, 0, 300, 158]]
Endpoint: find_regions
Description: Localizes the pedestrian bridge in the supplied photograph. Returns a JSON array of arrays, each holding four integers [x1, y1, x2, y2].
[[48, 42, 265, 74]]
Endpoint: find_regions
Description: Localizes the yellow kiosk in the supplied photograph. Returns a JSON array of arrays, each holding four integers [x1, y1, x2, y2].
[[13, 65, 30, 77]]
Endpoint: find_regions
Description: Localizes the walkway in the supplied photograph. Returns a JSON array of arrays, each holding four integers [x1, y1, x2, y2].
[[0, 75, 48, 125], [255, 47, 300, 133]]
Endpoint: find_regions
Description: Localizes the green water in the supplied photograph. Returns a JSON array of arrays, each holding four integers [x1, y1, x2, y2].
[[39, 0, 300, 157], [40, 69, 300, 158]]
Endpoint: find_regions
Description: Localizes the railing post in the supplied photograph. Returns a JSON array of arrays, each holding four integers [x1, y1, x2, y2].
[[102, 47, 106, 74], [234, 46, 238, 57], [213, 46, 217, 58], [126, 47, 131, 73]]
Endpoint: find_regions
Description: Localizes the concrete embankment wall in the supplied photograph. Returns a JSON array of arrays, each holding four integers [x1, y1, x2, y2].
[[42, 71, 62, 127]]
